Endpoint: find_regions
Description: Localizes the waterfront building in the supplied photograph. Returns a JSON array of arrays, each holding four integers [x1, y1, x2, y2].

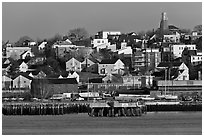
[[12, 73, 32, 89], [98, 58, 125, 75], [31, 78, 78, 98]]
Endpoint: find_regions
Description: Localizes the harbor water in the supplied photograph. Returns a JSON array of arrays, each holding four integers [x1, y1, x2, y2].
[[2, 111, 202, 135]]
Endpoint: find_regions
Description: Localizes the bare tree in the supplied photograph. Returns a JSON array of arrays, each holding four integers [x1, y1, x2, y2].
[[68, 28, 89, 42]]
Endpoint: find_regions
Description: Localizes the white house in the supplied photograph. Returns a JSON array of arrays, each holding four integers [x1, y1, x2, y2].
[[191, 55, 202, 65], [91, 38, 109, 48], [174, 62, 189, 80], [163, 32, 180, 43], [66, 58, 81, 72], [20, 50, 34, 59], [3, 58, 11, 65], [67, 71, 80, 83], [118, 46, 132, 55], [157, 62, 189, 80], [28, 41, 37, 46], [6, 47, 31, 60], [98, 58, 125, 75], [170, 44, 197, 59], [96, 31, 121, 39], [12, 74, 32, 89], [38, 41, 47, 50], [19, 61, 29, 72], [2, 75, 12, 89]]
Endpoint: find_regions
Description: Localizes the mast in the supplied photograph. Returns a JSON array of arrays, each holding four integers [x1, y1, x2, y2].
[[164, 69, 167, 95]]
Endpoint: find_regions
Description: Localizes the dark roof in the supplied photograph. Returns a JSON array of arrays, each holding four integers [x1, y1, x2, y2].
[[157, 62, 182, 68], [89, 78, 103, 83], [32, 78, 78, 84], [188, 50, 197, 56], [12, 72, 33, 80], [20, 50, 29, 56], [168, 25, 179, 30], [100, 58, 119, 64], [2, 64, 10, 69]]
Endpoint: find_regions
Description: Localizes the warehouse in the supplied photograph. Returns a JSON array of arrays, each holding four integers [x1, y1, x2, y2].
[[31, 78, 78, 98]]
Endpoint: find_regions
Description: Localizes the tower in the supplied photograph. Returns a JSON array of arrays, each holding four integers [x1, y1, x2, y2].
[[160, 12, 169, 38]]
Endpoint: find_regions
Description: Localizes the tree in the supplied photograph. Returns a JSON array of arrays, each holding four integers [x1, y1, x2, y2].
[[68, 28, 89, 42], [181, 47, 197, 80], [179, 28, 191, 35], [15, 36, 34, 47], [193, 25, 202, 34]]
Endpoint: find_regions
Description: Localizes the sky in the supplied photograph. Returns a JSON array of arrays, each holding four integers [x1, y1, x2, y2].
[[2, 2, 202, 43]]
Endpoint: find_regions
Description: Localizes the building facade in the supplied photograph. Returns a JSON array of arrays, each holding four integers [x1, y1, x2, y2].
[[66, 58, 81, 72], [170, 44, 197, 59]]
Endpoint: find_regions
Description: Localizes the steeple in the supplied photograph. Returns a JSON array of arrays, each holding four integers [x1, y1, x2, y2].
[[160, 12, 169, 39]]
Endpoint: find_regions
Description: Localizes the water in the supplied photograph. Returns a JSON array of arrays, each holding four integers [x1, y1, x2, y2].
[[2, 112, 202, 135]]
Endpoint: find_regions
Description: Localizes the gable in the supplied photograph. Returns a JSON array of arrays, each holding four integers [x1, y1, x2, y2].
[[20, 62, 28, 67], [81, 58, 95, 65], [2, 75, 12, 81], [115, 59, 124, 65], [3, 59, 11, 64]]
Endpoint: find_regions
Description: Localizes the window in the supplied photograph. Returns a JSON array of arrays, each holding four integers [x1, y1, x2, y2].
[[97, 40, 100, 43]]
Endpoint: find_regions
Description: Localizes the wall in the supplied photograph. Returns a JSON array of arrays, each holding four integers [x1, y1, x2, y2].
[[13, 76, 31, 89], [171, 44, 196, 58], [66, 58, 81, 72], [6, 47, 31, 60]]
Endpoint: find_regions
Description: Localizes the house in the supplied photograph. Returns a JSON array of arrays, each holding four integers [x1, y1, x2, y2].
[[98, 58, 125, 75], [28, 41, 37, 46], [38, 41, 47, 50], [3, 58, 11, 65], [6, 47, 31, 60], [170, 44, 196, 59], [2, 74, 12, 89], [33, 70, 47, 79], [2, 64, 11, 74], [81, 58, 98, 73], [157, 62, 189, 80], [52, 40, 77, 57], [191, 55, 202, 66], [27, 57, 46, 66], [95, 31, 121, 39], [66, 57, 81, 72], [102, 74, 123, 83], [118, 46, 132, 55], [81, 58, 95, 68], [163, 31, 180, 43], [94, 43, 117, 52], [31, 78, 78, 98], [19, 61, 29, 72], [12, 73, 33, 89], [20, 50, 34, 60], [67, 71, 80, 83]]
